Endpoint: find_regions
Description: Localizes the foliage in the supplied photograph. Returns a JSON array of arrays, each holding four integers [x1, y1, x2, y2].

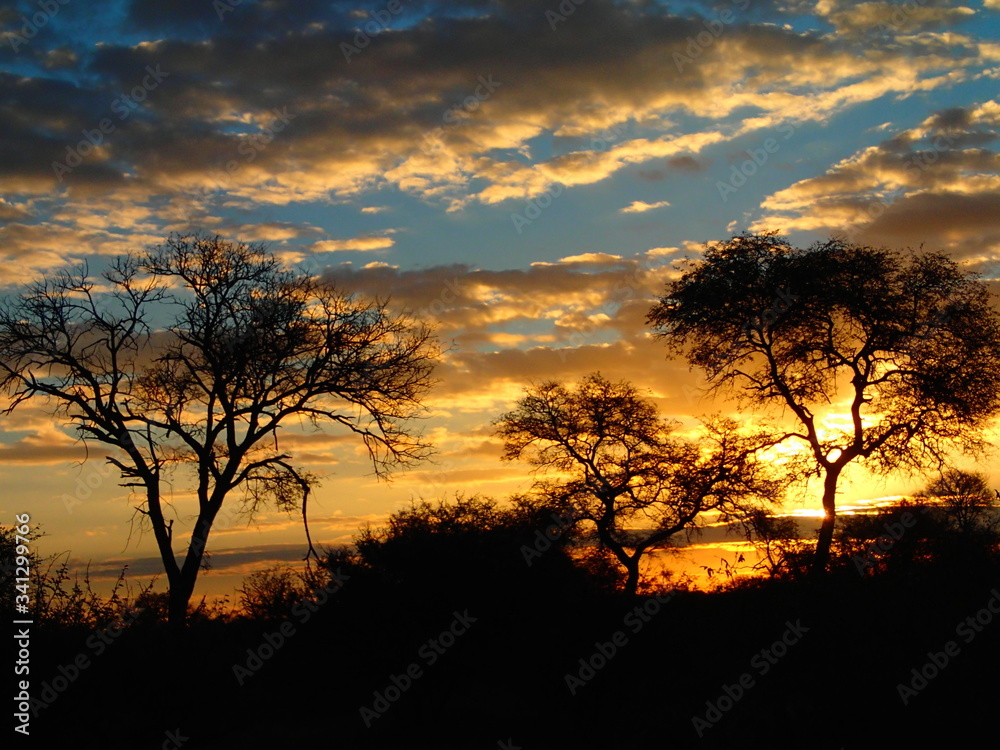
[[1, 524, 162, 626], [238, 566, 311, 621], [0, 234, 438, 624], [648, 231, 1000, 573], [494, 372, 790, 593], [832, 473, 1000, 578], [917, 467, 999, 537], [347, 493, 608, 599], [739, 509, 811, 581]]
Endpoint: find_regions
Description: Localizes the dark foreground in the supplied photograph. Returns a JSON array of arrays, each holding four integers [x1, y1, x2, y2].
[[19, 561, 1000, 750]]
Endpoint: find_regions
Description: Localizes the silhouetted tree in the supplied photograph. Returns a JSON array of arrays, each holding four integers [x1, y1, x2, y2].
[[835, 500, 941, 578], [0, 234, 438, 625], [741, 509, 809, 580], [494, 372, 788, 594], [918, 468, 999, 537], [648, 232, 1000, 574], [238, 566, 306, 621]]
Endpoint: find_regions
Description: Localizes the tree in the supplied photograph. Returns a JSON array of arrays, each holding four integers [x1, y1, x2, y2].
[[238, 566, 310, 621], [647, 232, 1000, 574], [740, 508, 809, 581], [494, 372, 787, 594], [918, 468, 999, 537], [350, 493, 597, 598], [0, 234, 438, 625], [834, 500, 941, 578]]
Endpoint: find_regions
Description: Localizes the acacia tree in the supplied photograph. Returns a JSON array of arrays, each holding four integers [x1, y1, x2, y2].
[[494, 372, 787, 594], [647, 232, 1000, 574], [918, 468, 999, 537], [0, 235, 438, 625]]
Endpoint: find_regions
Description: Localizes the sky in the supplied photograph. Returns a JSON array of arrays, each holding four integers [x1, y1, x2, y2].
[[0, 0, 999, 598]]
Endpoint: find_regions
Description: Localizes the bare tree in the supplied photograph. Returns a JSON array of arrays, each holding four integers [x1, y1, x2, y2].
[[648, 232, 1000, 574], [494, 372, 788, 594], [0, 234, 438, 625]]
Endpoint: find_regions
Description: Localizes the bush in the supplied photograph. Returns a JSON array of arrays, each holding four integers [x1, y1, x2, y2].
[[344, 493, 614, 603]]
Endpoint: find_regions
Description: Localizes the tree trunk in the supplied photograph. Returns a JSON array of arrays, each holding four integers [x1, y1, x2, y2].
[[168, 513, 216, 627], [167, 572, 196, 627], [594, 519, 642, 595], [142, 480, 188, 627], [811, 468, 841, 576], [623, 560, 641, 596]]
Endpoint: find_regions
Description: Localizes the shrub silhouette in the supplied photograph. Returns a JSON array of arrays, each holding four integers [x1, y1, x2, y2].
[[833, 493, 1000, 579], [238, 566, 307, 621], [345, 493, 612, 606]]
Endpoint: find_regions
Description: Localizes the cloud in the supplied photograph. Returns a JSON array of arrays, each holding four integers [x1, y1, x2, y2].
[[552, 252, 624, 265], [751, 98, 1000, 264], [310, 236, 395, 252], [0, 435, 89, 465], [42, 47, 79, 70], [311, 256, 701, 428], [81, 543, 319, 579], [319, 253, 675, 350], [818, 0, 977, 36], [620, 200, 672, 213], [224, 221, 323, 242], [0, 0, 990, 233]]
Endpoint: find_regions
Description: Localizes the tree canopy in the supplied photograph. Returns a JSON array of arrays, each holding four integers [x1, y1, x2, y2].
[[648, 232, 1000, 572], [494, 372, 788, 593], [0, 234, 439, 624]]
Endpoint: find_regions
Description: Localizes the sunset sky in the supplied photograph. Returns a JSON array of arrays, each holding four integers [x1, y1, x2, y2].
[[1, 0, 999, 597]]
